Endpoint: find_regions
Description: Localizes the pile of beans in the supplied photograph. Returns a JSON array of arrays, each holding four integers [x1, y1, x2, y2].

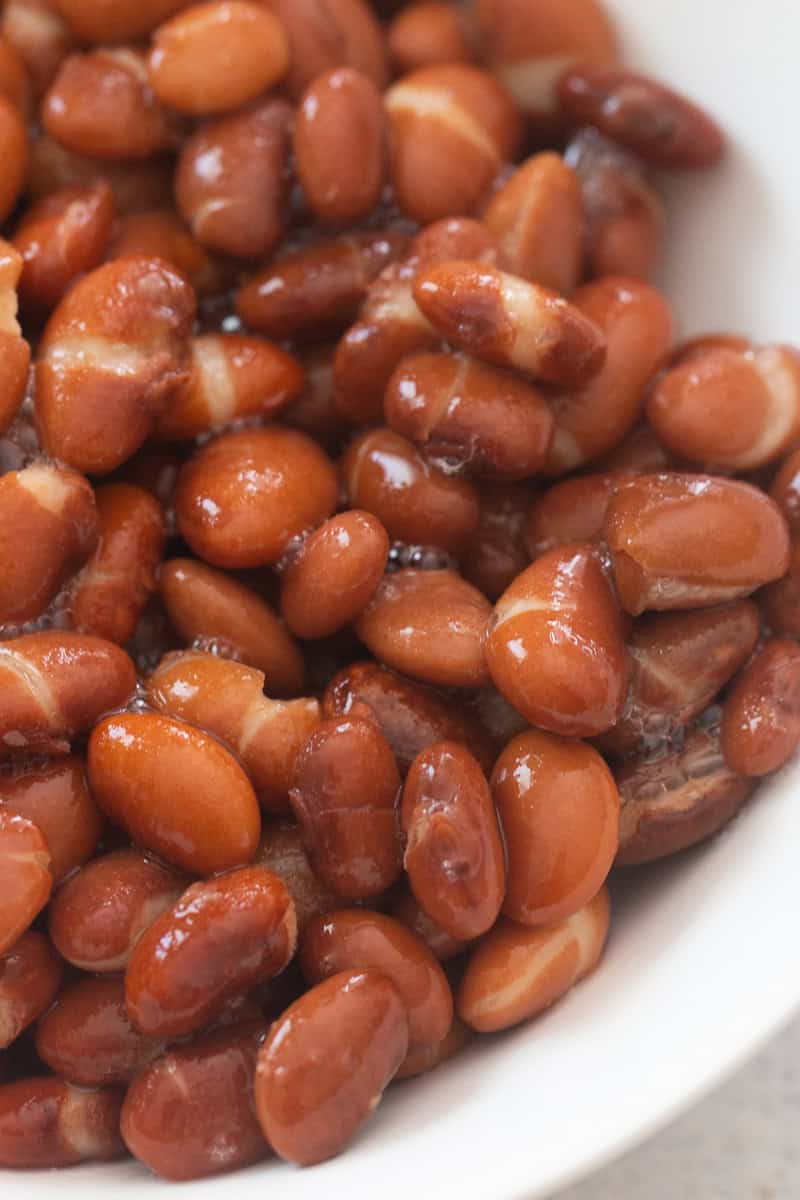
[[0, 0, 798, 1180]]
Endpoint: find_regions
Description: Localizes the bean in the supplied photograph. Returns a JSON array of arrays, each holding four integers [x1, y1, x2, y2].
[[0, 30, 35, 113], [604, 473, 791, 615], [761, 540, 800, 636], [290, 716, 402, 900], [34, 257, 196, 475], [300, 909, 453, 1047], [126, 866, 296, 1037], [0, 96, 27, 225], [721, 639, 800, 777], [558, 65, 725, 168], [0, 810, 52, 955], [596, 420, 678, 474], [88, 712, 261, 875], [121, 1021, 269, 1181], [28, 134, 173, 214], [323, 660, 497, 776], [388, 3, 474, 74], [0, 1077, 125, 1167], [389, 885, 473, 962], [155, 334, 304, 441], [414, 260, 606, 388], [12, 181, 115, 314], [48, 848, 185, 972], [255, 969, 408, 1166], [175, 98, 292, 260], [176, 427, 338, 569], [254, 822, 339, 935], [771, 445, 800, 535], [295, 68, 386, 225], [491, 730, 618, 925], [262, 0, 387, 100], [384, 351, 555, 481], [486, 543, 628, 737], [0, 632, 136, 759], [0, 932, 62, 1050], [148, 1, 289, 116], [160, 557, 306, 695], [616, 719, 753, 865], [2, 0, 73, 97], [402, 742, 505, 941], [341, 428, 481, 558], [457, 889, 611, 1032], [356, 569, 492, 689], [283, 344, 344, 447], [147, 650, 321, 811], [485, 152, 583, 293], [647, 345, 800, 471], [106, 208, 224, 296], [53, 0, 188, 43], [0, 463, 97, 627], [0, 756, 101, 883], [463, 482, 534, 600], [386, 64, 522, 223], [0, 239, 29, 434], [525, 473, 617, 558], [395, 1017, 472, 1080]]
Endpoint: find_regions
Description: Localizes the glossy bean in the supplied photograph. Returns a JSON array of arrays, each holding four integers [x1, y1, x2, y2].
[[262, 0, 388, 99], [53, 0, 189, 43], [2, 0, 73, 97], [0, 932, 62, 1050], [389, 886, 473, 962], [0, 97, 28, 225], [254, 822, 339, 934], [0, 240, 29, 435], [395, 1017, 472, 1080], [0, 756, 101, 883], [0, 810, 52, 956], [525, 473, 617, 559], [0, 1077, 125, 1167], [721, 639, 800, 777], [463, 483, 534, 601]]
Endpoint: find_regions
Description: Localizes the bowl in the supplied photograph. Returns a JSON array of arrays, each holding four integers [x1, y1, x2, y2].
[[5, 1, 800, 1197]]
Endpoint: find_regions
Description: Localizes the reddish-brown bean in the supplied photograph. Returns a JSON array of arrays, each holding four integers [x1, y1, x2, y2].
[[282, 344, 344, 448], [27, 134, 173, 214], [356, 569, 492, 689], [486, 543, 628, 736], [604, 473, 791, 615], [771, 446, 800, 536], [0, 933, 62, 1050], [255, 969, 408, 1166], [300, 909, 453, 1047], [159, 558, 305, 696], [176, 427, 339, 569], [0, 1077, 125, 1167], [254, 822, 339, 934], [558, 65, 725, 168], [390, 886, 472, 962], [492, 730, 618, 925], [0, 463, 97, 627], [35, 257, 195, 475], [147, 650, 320, 811], [262, 0, 387, 99], [290, 716, 402, 900], [121, 1021, 269, 1181], [0, 810, 52, 955], [280, 511, 389, 639], [341, 428, 480, 558], [53, 0, 189, 43], [88, 712, 261, 875], [0, 756, 101, 883], [0, 96, 28, 225], [48, 848, 185, 972], [545, 277, 674, 474], [147, 1, 289, 116], [525, 473, 616, 559], [720, 639, 800, 777], [43, 49, 178, 160], [126, 867, 296, 1037], [386, 64, 522, 223], [414, 260, 606, 388], [2, 1, 71, 98], [463, 483, 534, 601], [457, 889, 611, 1033], [294, 68, 386, 225], [761, 539, 800, 636], [0, 633, 136, 759], [106, 208, 224, 299], [323, 661, 497, 776], [176, 98, 292, 260], [12, 182, 115, 314], [595, 421, 677, 475], [384, 351, 554, 481], [0, 240, 30, 436], [388, 3, 474, 74], [395, 1016, 472, 1080]]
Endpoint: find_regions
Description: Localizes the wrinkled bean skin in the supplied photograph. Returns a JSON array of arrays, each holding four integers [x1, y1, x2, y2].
[[457, 888, 611, 1033], [486, 543, 629, 737], [290, 717, 402, 900], [357, 569, 492, 689], [323, 661, 497, 776], [604, 474, 791, 615], [255, 822, 339, 935], [88, 713, 261, 876], [402, 743, 505, 941], [255, 970, 408, 1166], [395, 1017, 472, 1081], [721, 639, 800, 777], [598, 601, 760, 758], [300, 909, 453, 1047], [126, 867, 296, 1038], [0, 1077, 125, 1167], [48, 848, 185, 973], [36, 975, 162, 1086], [0, 932, 63, 1050], [176, 427, 339, 569], [159, 557, 305, 696], [616, 720, 753, 866], [121, 1021, 270, 1181], [491, 730, 619, 926], [0, 756, 101, 883], [147, 651, 321, 812], [463, 483, 534, 601]]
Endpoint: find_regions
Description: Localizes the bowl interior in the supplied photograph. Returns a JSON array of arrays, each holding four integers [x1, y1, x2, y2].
[[5, 1, 800, 1198]]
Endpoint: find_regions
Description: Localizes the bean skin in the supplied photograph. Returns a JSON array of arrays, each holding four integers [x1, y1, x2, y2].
[[721, 639, 800, 777], [0, 1077, 125, 1167], [0, 810, 53, 955], [0, 932, 63, 1050]]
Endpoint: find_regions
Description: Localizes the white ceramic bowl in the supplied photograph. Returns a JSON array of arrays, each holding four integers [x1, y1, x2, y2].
[[6, 1, 800, 1197]]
